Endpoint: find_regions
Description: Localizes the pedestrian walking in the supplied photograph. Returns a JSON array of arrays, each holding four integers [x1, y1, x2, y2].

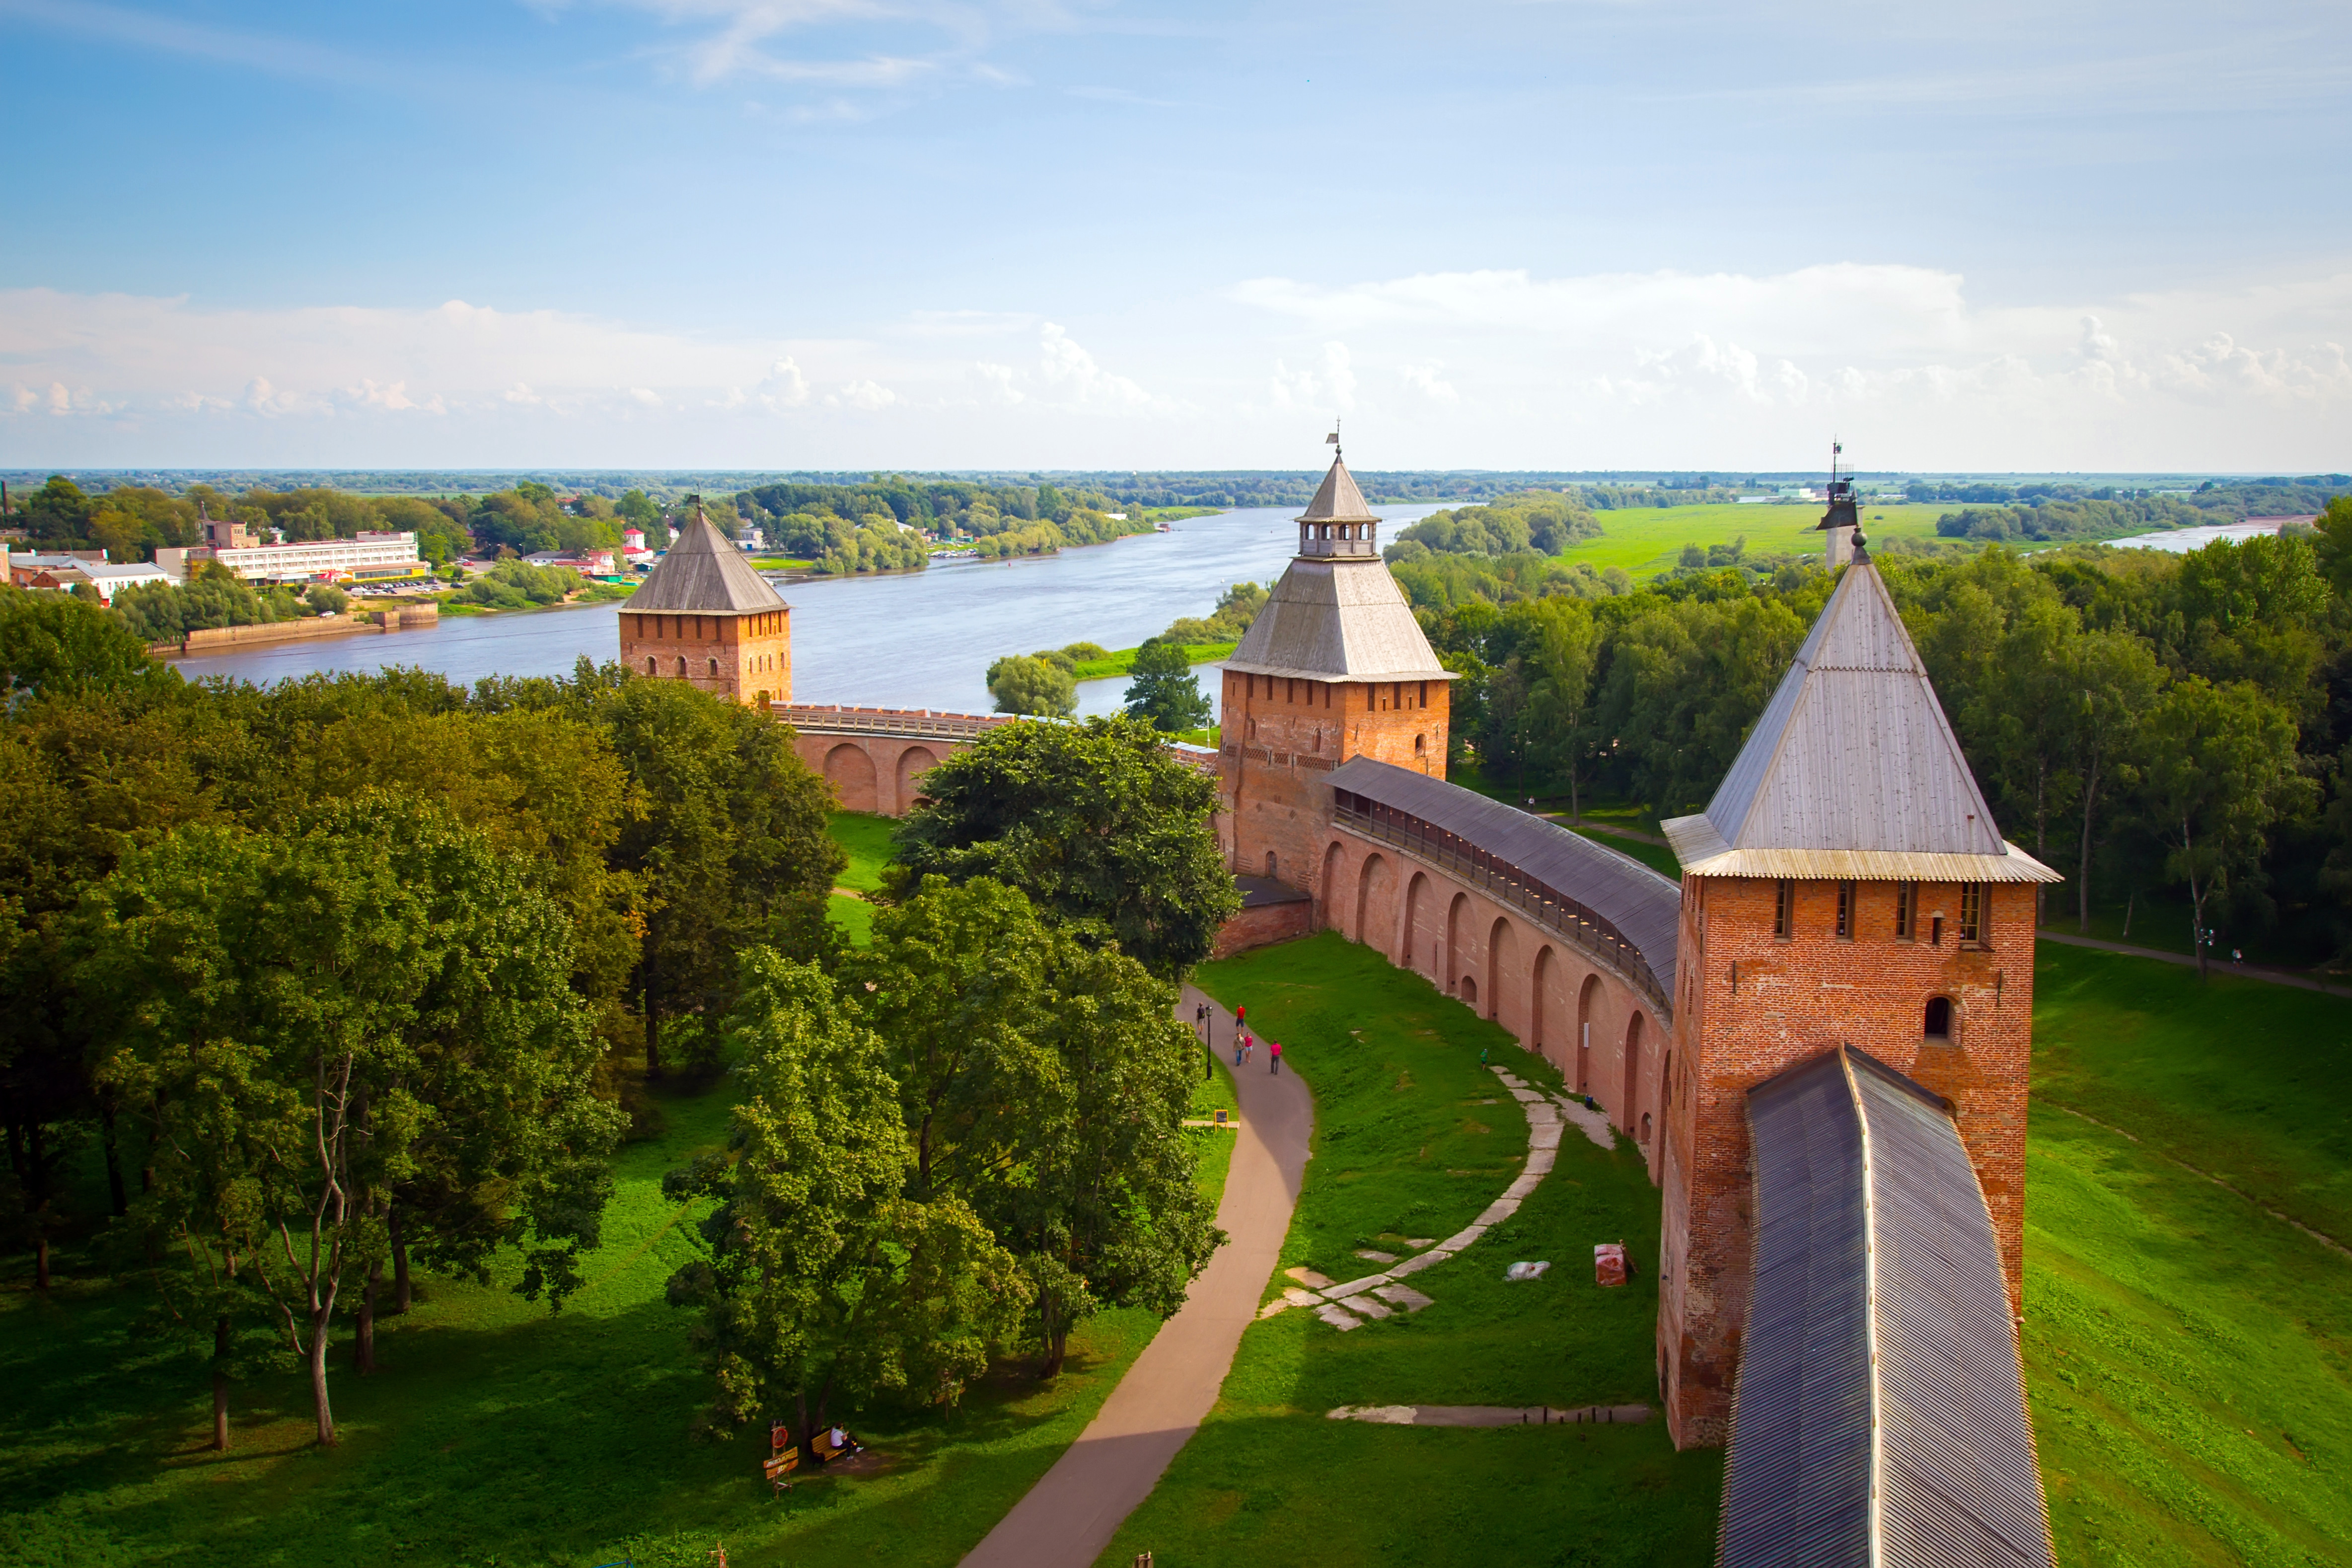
[[1234, 1030, 1248, 1067], [1235, 1003, 1247, 1032], [1270, 1039, 1283, 1075]]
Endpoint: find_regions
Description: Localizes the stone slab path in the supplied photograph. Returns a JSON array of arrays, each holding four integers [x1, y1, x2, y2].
[[959, 986, 1313, 1568], [1260, 1062, 1617, 1330]]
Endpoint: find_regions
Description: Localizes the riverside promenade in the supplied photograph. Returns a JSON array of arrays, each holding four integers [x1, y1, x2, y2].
[[959, 987, 1312, 1568]]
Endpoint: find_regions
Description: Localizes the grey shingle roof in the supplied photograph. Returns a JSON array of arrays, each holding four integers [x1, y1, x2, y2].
[[1662, 562, 2058, 883], [1326, 756, 1679, 1004], [1299, 455, 1378, 522], [622, 511, 790, 615], [1723, 1045, 2054, 1568], [1224, 558, 1454, 681]]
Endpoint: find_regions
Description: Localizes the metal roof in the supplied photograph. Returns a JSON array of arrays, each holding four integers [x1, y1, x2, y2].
[[1298, 454, 1379, 522], [1722, 1045, 2054, 1568], [622, 510, 790, 615], [1325, 756, 1680, 1002], [1667, 561, 2058, 884], [1224, 557, 1455, 681]]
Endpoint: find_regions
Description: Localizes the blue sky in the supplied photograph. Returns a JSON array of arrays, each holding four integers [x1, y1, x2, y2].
[[3, 0, 2348, 470]]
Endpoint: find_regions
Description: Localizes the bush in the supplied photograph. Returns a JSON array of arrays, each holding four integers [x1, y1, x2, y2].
[[459, 559, 579, 608], [987, 654, 1077, 717], [305, 584, 349, 615]]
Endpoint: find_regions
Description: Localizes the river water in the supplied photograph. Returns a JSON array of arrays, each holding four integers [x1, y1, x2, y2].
[[169, 503, 1459, 721]]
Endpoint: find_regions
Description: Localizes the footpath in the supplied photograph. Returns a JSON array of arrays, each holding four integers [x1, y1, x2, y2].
[[2035, 929, 2352, 999], [958, 987, 1313, 1568]]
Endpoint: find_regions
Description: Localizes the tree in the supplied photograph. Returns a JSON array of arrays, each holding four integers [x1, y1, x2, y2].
[[23, 476, 93, 547], [1515, 597, 1601, 814], [81, 799, 618, 1443], [603, 678, 841, 1077], [987, 654, 1076, 717], [1122, 639, 1213, 733], [2060, 630, 2164, 931], [664, 949, 1027, 1452], [845, 878, 1220, 1373], [2141, 677, 2312, 975], [892, 715, 1240, 978], [0, 589, 176, 701]]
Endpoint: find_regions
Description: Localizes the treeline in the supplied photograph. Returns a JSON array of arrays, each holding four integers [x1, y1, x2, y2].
[[1385, 492, 1603, 564], [1426, 498, 2352, 964], [1907, 475, 2349, 515], [0, 602, 1233, 1456], [111, 571, 345, 642], [737, 477, 1152, 572]]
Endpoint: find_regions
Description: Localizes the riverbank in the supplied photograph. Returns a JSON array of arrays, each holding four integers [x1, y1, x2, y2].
[[151, 601, 441, 658], [1067, 639, 1239, 681]]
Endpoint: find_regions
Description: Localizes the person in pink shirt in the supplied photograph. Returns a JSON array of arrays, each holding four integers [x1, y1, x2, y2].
[[1269, 1039, 1283, 1075]]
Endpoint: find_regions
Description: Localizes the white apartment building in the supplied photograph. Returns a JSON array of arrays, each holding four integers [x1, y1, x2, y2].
[[157, 530, 428, 585]]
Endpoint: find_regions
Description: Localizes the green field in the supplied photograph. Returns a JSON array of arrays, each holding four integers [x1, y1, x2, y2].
[[1067, 641, 1237, 682], [1102, 933, 1723, 1566], [1558, 501, 1974, 575]]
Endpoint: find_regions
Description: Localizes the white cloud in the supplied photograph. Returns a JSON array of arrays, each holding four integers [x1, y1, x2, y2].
[[832, 378, 896, 411], [1398, 363, 1458, 404], [974, 361, 1023, 404], [1036, 322, 1150, 407]]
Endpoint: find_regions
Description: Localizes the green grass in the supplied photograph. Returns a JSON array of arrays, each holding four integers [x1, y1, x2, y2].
[[2024, 1110, 2352, 1565], [1100, 933, 1722, 1565], [2021, 938, 2352, 1563], [2030, 939, 2352, 1251], [1188, 1049, 1241, 1214], [826, 811, 895, 893], [1558, 501, 1989, 575], [1067, 642, 1237, 682], [0, 1077, 1166, 1568], [827, 892, 875, 946], [1567, 824, 1682, 880]]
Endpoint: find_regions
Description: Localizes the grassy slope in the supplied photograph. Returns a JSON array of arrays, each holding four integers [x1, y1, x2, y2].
[[2026, 939, 2352, 1563], [0, 1078, 1164, 1568], [1567, 824, 1683, 881], [826, 811, 894, 946], [1101, 933, 1722, 1566], [1067, 641, 1237, 682]]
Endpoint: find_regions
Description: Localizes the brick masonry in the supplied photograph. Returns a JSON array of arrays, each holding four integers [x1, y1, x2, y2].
[[619, 607, 793, 706], [1219, 669, 1448, 889], [1656, 875, 2036, 1447]]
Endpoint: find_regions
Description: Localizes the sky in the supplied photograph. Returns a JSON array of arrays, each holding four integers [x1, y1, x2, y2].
[[2, 0, 2348, 473]]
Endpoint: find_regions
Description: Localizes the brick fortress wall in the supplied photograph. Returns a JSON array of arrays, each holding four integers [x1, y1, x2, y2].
[[1219, 669, 1447, 894], [620, 608, 792, 705], [1658, 874, 2036, 1446]]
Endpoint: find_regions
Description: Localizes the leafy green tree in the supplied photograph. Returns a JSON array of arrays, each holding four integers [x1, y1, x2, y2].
[[23, 476, 93, 547], [893, 715, 1240, 978], [80, 798, 618, 1443], [2061, 629, 2165, 930], [2141, 677, 2312, 975], [1514, 597, 1601, 814], [304, 584, 349, 616], [844, 877, 1219, 1372], [664, 949, 1027, 1452], [1122, 639, 1213, 733], [987, 653, 1077, 717], [603, 679, 841, 1077], [0, 589, 176, 701]]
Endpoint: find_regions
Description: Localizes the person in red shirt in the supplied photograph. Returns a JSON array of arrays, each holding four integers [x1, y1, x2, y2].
[[1270, 1039, 1283, 1075]]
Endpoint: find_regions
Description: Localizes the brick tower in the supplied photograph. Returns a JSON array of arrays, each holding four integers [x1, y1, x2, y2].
[[1654, 523, 2060, 1448], [617, 499, 794, 706], [1220, 447, 1454, 891]]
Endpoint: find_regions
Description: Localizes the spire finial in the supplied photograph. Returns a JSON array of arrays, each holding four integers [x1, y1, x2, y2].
[[1326, 422, 1342, 462]]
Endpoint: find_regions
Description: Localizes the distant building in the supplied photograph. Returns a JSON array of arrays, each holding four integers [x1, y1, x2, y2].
[[11, 549, 109, 586], [617, 501, 792, 706], [156, 530, 428, 586]]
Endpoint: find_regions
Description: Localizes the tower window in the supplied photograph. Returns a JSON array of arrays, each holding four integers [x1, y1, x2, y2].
[[1773, 879, 1794, 940], [1836, 881, 1856, 940], [1960, 884, 1984, 946], [1924, 996, 1953, 1040], [1896, 881, 1915, 941]]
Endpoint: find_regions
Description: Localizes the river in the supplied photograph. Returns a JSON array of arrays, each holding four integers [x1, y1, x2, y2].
[[169, 503, 1461, 722]]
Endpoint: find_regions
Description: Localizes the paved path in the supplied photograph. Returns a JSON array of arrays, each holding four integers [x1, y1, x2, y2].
[[2035, 930, 2352, 998], [960, 986, 1313, 1568]]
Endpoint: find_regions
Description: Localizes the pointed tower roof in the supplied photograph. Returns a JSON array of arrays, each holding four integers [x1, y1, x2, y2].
[[1299, 453, 1378, 523], [1662, 562, 2059, 882], [622, 506, 790, 615], [1224, 451, 1454, 682]]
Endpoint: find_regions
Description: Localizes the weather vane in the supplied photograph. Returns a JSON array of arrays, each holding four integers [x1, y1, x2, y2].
[[1326, 421, 1341, 460]]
